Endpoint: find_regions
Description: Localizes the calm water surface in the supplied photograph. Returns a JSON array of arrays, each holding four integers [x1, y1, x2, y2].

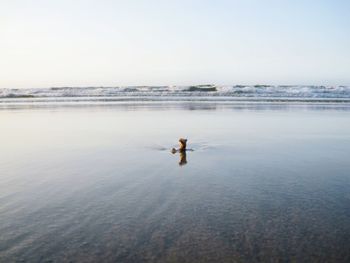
[[1, 103, 350, 262]]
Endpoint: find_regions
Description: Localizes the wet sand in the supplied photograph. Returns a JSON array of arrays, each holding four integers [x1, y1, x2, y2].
[[1, 102, 350, 262]]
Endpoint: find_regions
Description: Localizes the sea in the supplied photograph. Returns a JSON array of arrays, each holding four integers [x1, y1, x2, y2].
[[1, 85, 350, 262]]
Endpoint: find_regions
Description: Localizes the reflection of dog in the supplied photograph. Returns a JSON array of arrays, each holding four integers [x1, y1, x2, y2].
[[171, 138, 187, 153], [179, 151, 187, 166]]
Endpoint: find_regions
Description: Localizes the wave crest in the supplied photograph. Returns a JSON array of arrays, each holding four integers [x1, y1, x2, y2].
[[1, 85, 350, 101]]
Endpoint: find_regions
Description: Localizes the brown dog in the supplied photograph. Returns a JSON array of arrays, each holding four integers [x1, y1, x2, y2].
[[179, 138, 187, 151], [171, 138, 187, 153], [171, 138, 188, 166]]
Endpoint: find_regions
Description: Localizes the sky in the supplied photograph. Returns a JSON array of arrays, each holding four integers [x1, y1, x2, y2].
[[0, 0, 349, 88]]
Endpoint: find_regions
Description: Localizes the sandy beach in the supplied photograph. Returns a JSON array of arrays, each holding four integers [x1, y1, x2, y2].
[[1, 102, 350, 262]]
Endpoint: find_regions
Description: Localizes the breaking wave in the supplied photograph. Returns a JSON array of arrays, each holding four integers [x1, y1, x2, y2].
[[1, 85, 350, 102]]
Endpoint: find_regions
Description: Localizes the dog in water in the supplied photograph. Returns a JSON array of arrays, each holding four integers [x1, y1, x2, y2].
[[171, 138, 187, 153], [171, 138, 189, 166]]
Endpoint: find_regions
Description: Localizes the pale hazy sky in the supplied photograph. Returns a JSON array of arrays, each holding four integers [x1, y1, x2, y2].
[[1, 0, 349, 88]]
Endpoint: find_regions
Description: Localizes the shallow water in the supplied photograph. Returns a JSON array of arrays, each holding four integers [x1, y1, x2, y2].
[[1, 102, 350, 262]]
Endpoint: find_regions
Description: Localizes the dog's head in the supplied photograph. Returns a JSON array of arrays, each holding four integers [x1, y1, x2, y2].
[[179, 138, 187, 143], [179, 138, 187, 149]]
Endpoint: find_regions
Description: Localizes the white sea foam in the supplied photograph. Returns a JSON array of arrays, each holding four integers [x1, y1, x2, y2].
[[1, 85, 350, 102]]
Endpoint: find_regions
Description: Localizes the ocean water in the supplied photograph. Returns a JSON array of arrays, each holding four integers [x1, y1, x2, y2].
[[1, 101, 350, 262], [1, 85, 350, 102]]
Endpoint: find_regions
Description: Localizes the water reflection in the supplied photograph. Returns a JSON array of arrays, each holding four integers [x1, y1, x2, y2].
[[171, 150, 194, 166], [179, 151, 187, 166], [2, 100, 350, 112], [171, 150, 189, 166]]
